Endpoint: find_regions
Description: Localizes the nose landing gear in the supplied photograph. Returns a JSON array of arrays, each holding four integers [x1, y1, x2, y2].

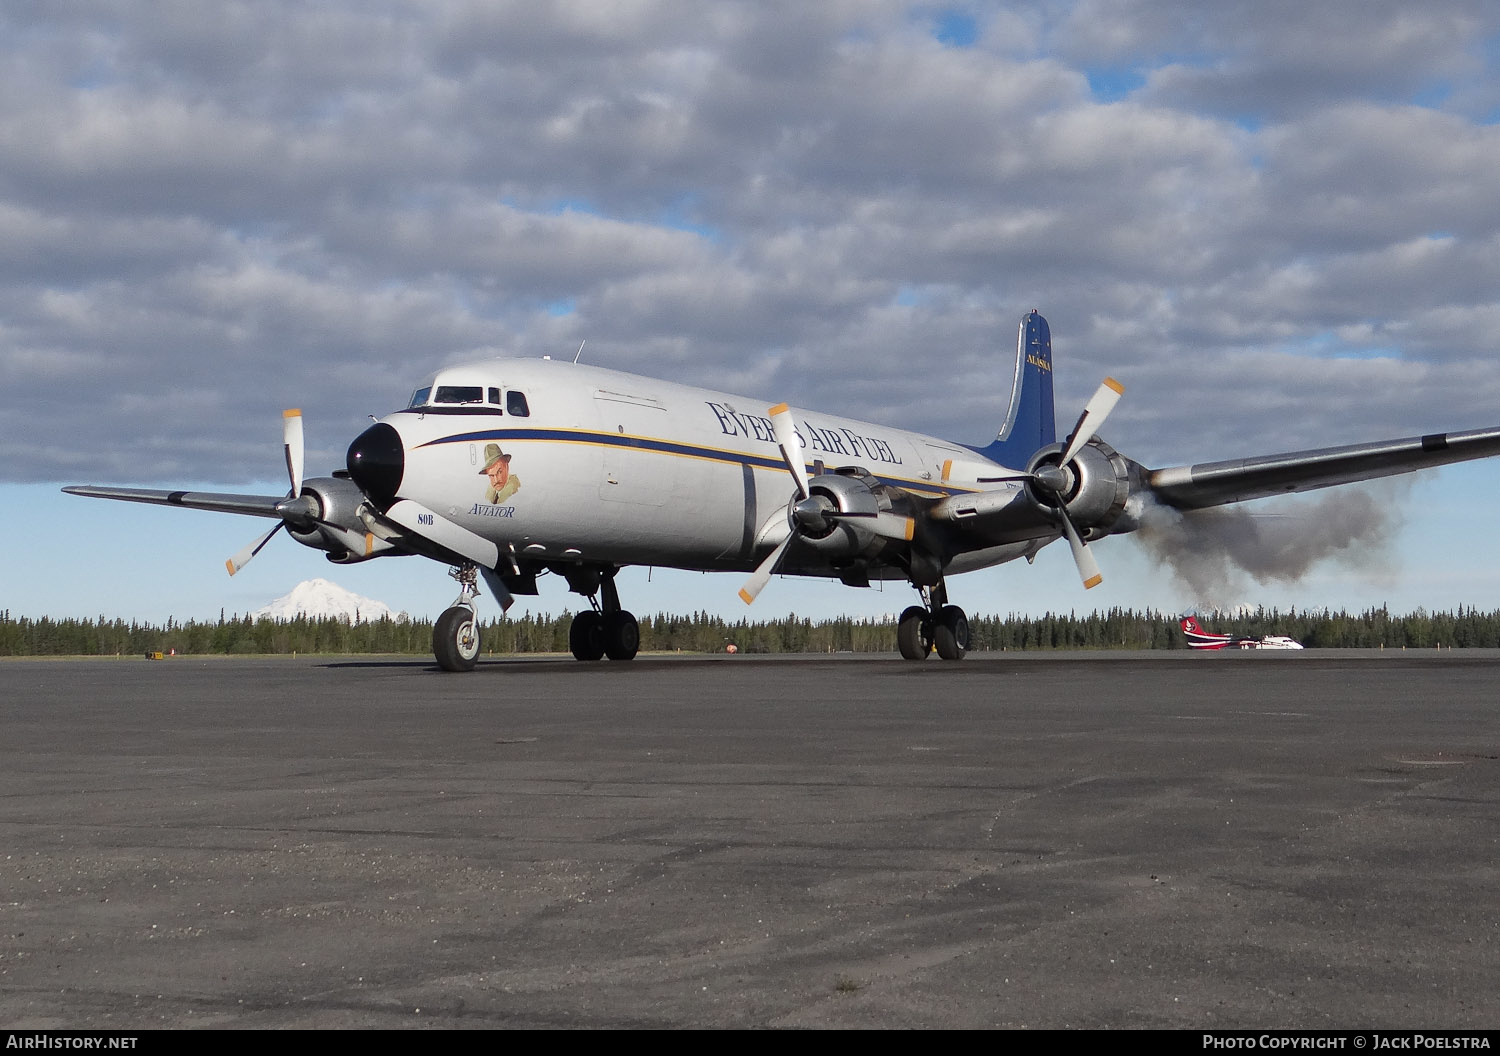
[[434, 564, 484, 672]]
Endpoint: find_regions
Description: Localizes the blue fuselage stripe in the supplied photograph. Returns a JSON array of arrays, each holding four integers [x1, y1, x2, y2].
[[416, 427, 980, 497]]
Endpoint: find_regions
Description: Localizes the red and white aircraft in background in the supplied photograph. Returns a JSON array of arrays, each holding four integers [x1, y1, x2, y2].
[[1180, 616, 1304, 651]]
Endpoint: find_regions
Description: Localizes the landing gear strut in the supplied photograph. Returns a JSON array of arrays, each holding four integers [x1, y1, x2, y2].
[[434, 564, 483, 672], [566, 566, 639, 662], [897, 580, 969, 661]]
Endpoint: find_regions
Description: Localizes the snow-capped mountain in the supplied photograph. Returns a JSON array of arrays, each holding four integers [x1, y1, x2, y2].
[[252, 578, 402, 623]]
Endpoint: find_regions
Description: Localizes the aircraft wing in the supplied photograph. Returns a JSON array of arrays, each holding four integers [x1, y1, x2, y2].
[[1147, 426, 1500, 510], [61, 486, 287, 518]]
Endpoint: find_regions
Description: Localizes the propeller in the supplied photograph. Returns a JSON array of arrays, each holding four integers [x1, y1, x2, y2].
[[980, 377, 1124, 590], [217, 411, 513, 604], [739, 403, 915, 605], [226, 409, 309, 576]]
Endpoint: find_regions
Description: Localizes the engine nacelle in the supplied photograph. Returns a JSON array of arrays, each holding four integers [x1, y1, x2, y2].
[[286, 475, 396, 563], [1025, 439, 1142, 537], [791, 470, 882, 558]]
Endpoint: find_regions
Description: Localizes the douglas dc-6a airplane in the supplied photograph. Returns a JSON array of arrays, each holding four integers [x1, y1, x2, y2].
[[66, 311, 1500, 671]]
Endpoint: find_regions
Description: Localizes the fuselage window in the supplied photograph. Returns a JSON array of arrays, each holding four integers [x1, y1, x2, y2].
[[435, 385, 484, 405], [506, 390, 530, 417], [409, 386, 432, 408]]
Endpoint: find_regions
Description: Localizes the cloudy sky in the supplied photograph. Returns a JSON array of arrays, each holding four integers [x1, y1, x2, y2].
[[6, 1, 1500, 624]]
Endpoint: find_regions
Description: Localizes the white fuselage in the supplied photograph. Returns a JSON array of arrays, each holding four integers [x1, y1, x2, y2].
[[375, 358, 1045, 579]]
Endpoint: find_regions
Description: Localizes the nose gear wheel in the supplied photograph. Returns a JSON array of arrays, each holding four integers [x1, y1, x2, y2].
[[434, 564, 483, 672]]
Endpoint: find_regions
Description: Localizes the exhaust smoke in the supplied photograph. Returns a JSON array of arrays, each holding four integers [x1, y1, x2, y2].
[[1136, 480, 1411, 607]]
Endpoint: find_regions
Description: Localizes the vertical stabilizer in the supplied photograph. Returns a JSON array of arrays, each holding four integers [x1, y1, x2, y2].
[[975, 310, 1057, 467], [1181, 616, 1233, 649]]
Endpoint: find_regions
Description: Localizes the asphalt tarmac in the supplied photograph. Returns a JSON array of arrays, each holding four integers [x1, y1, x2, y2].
[[1, 650, 1497, 1029]]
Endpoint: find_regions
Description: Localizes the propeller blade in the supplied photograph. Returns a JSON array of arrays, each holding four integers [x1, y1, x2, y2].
[[282, 408, 304, 496], [478, 567, 517, 614], [1057, 509, 1103, 590], [1060, 377, 1124, 467], [767, 403, 809, 500], [826, 510, 916, 542], [227, 522, 284, 577], [1062, 375, 1122, 465], [384, 499, 500, 569], [738, 534, 793, 605], [978, 465, 1065, 494], [976, 474, 1031, 484]]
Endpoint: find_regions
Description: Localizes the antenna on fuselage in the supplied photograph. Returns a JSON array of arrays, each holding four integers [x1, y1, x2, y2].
[[574, 340, 586, 364]]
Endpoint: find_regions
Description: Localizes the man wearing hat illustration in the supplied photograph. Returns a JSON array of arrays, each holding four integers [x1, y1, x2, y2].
[[479, 443, 521, 504]]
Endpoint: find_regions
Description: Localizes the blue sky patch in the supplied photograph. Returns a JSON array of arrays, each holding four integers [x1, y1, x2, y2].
[[932, 10, 978, 48], [1086, 68, 1146, 102]]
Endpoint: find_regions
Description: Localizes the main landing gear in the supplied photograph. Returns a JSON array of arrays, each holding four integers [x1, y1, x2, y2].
[[897, 580, 970, 661], [434, 564, 484, 672], [565, 565, 639, 662]]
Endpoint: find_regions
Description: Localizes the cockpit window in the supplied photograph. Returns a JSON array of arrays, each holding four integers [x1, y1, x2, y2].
[[506, 390, 530, 417], [409, 386, 432, 408], [435, 385, 485, 405]]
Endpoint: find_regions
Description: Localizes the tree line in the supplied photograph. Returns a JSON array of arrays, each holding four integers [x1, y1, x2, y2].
[[1, 605, 1496, 656]]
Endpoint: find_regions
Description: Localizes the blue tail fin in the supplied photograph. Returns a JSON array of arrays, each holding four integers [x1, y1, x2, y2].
[[973, 310, 1057, 467]]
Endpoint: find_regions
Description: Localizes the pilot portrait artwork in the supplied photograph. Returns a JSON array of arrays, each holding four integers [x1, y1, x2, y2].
[[479, 443, 521, 504]]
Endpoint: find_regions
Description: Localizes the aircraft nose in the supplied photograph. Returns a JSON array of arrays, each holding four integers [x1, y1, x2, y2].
[[346, 422, 405, 509]]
